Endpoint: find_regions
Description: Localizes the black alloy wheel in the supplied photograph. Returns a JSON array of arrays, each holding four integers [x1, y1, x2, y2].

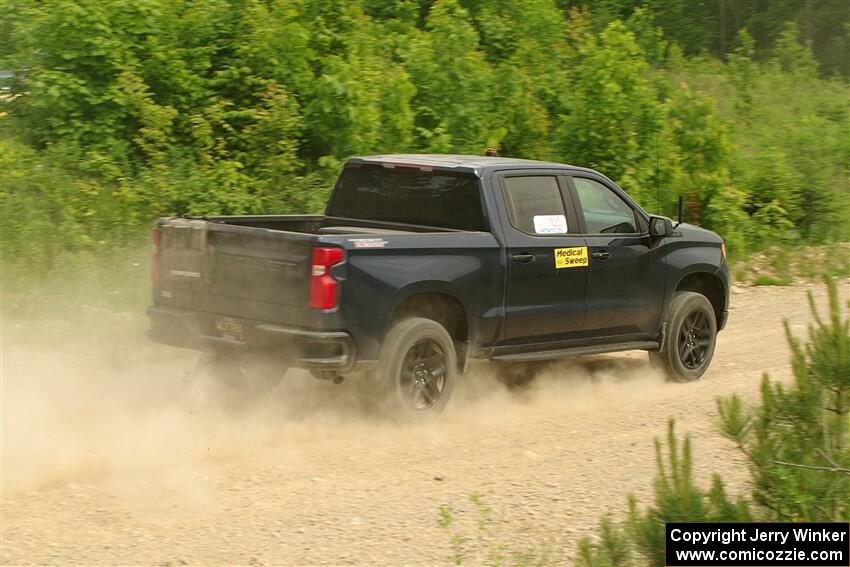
[[372, 317, 458, 416], [651, 291, 718, 382], [678, 309, 712, 370], [400, 339, 448, 410]]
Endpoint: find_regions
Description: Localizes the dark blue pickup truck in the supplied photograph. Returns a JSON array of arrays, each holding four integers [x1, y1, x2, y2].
[[148, 154, 729, 414]]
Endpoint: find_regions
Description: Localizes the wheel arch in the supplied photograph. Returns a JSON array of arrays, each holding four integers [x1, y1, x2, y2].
[[388, 289, 470, 370], [674, 271, 726, 328]]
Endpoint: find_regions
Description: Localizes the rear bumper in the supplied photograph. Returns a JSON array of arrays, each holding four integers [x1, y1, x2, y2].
[[146, 305, 356, 372]]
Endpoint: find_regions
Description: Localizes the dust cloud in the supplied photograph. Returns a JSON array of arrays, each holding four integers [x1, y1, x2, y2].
[[1, 275, 669, 502]]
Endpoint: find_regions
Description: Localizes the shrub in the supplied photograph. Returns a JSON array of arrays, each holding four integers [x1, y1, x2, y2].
[[578, 276, 850, 566]]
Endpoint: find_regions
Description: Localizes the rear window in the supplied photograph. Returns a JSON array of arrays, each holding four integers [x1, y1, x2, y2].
[[327, 163, 486, 231]]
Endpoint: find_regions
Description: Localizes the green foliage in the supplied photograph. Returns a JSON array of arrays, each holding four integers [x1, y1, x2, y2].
[[580, 277, 848, 564], [438, 494, 553, 566], [1, 0, 848, 286], [558, 18, 662, 199], [727, 29, 755, 114], [0, 138, 142, 271], [719, 24, 850, 246], [751, 275, 793, 287], [565, 0, 850, 77], [438, 504, 466, 566], [824, 245, 850, 278], [718, 276, 850, 521], [576, 421, 751, 567], [575, 517, 632, 567], [403, 0, 496, 153], [664, 84, 749, 253]]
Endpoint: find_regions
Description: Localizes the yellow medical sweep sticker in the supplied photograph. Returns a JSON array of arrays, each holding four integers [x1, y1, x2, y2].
[[554, 246, 588, 269]]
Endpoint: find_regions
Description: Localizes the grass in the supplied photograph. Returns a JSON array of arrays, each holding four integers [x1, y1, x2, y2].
[[751, 274, 793, 286], [824, 244, 850, 278], [768, 247, 792, 275], [733, 265, 750, 283], [732, 241, 850, 285], [438, 494, 553, 566], [2, 245, 151, 320]]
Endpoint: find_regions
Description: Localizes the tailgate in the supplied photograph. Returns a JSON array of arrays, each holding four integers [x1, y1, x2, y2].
[[155, 219, 314, 325]]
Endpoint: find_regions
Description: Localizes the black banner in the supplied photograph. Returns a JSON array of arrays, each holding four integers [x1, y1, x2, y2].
[[666, 523, 849, 566]]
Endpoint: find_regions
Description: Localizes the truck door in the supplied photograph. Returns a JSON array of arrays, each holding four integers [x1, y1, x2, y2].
[[495, 172, 589, 345], [567, 175, 663, 336]]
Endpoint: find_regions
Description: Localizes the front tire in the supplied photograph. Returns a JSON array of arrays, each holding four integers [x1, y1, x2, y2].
[[372, 318, 457, 416], [651, 291, 717, 382]]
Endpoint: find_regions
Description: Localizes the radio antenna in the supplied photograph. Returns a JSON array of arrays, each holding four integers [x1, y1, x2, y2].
[[655, 132, 660, 214]]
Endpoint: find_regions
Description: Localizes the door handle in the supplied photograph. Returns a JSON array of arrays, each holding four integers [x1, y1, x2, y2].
[[511, 253, 536, 263], [591, 250, 611, 260]]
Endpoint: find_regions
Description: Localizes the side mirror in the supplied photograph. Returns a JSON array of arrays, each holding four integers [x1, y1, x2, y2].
[[649, 216, 673, 238]]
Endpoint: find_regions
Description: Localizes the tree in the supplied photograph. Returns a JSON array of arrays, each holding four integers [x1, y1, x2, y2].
[[557, 19, 663, 201], [576, 421, 751, 567], [472, 0, 566, 158], [718, 277, 850, 521], [2, 0, 848, 278], [726, 29, 755, 115], [578, 277, 850, 566], [402, 0, 496, 153]]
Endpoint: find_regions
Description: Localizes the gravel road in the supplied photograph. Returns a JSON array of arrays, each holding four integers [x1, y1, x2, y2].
[[2, 281, 846, 566]]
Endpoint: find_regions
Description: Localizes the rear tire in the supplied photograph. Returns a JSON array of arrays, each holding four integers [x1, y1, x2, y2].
[[651, 291, 717, 382], [372, 318, 457, 416]]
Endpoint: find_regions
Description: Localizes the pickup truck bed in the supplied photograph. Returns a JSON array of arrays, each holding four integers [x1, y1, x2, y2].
[[150, 212, 501, 374]]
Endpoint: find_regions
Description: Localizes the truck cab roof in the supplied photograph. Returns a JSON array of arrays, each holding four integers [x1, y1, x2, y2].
[[348, 154, 597, 177]]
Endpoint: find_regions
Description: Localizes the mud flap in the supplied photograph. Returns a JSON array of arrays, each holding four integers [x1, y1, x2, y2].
[[657, 322, 668, 352]]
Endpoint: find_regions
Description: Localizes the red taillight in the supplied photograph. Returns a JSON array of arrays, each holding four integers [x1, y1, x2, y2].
[[151, 227, 160, 285], [310, 247, 344, 310]]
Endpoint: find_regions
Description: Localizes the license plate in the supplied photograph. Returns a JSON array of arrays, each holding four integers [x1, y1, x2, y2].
[[215, 317, 244, 341]]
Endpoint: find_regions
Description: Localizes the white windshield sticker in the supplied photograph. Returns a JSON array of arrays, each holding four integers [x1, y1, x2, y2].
[[533, 215, 568, 235]]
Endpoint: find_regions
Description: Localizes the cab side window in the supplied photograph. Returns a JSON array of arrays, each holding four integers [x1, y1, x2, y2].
[[502, 176, 569, 235], [573, 177, 638, 234]]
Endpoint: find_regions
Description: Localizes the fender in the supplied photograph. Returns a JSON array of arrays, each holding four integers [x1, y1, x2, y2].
[[384, 281, 475, 341], [655, 226, 727, 333], [384, 282, 476, 371]]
